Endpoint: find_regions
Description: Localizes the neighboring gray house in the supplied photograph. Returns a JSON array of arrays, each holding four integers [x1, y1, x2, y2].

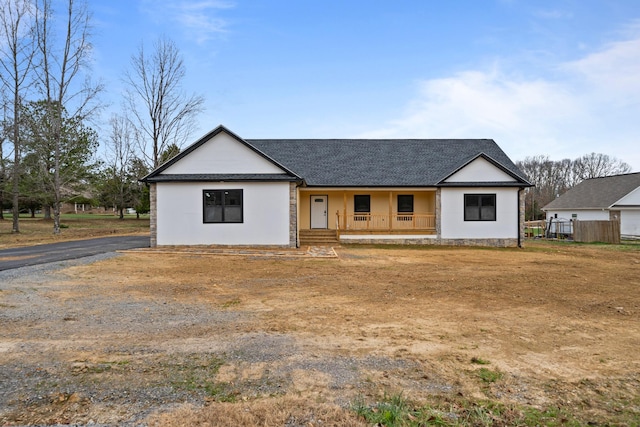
[[142, 125, 532, 248], [542, 172, 640, 238]]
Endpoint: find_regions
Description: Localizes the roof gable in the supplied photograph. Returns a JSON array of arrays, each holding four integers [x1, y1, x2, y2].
[[612, 183, 640, 207], [142, 126, 298, 182], [441, 154, 521, 184], [543, 172, 640, 210]]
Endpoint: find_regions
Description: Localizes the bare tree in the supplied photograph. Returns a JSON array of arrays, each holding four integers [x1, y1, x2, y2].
[[517, 155, 572, 220], [572, 152, 631, 181], [101, 114, 136, 219], [34, 0, 102, 234], [0, 100, 8, 220], [0, 0, 36, 232], [123, 36, 204, 169]]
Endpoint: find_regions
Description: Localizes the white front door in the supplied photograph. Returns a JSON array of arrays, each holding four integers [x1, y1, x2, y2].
[[310, 195, 328, 229]]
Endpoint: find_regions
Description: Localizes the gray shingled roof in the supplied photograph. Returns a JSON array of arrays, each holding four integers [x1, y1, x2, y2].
[[248, 138, 529, 187], [141, 126, 531, 187], [543, 172, 640, 210]]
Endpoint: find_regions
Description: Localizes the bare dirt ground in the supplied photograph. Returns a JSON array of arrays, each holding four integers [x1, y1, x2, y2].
[[1, 236, 639, 425]]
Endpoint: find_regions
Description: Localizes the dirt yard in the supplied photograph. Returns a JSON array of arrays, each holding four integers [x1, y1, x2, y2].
[[1, 240, 639, 426]]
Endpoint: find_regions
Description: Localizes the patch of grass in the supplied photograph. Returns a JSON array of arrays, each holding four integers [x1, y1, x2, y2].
[[521, 406, 584, 427], [221, 298, 241, 308], [0, 303, 17, 308], [352, 394, 587, 427], [352, 393, 413, 426], [168, 354, 235, 401], [203, 382, 238, 402], [477, 367, 502, 383], [470, 357, 491, 365]]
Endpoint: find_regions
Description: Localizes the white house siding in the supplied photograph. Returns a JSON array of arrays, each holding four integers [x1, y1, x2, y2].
[[440, 187, 519, 239], [156, 181, 291, 246], [544, 210, 609, 222], [620, 210, 640, 237], [162, 132, 284, 175], [443, 157, 517, 183]]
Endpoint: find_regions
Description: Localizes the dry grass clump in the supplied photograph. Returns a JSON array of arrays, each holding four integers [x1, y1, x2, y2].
[[146, 397, 367, 427]]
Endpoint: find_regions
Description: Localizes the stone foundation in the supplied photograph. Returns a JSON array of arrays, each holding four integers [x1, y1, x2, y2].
[[339, 237, 519, 247], [289, 182, 298, 248], [149, 183, 157, 248]]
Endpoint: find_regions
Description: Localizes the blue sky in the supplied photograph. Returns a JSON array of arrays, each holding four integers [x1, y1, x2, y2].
[[92, 1, 640, 171]]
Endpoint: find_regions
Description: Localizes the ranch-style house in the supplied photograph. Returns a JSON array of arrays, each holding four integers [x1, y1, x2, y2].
[[141, 125, 532, 248]]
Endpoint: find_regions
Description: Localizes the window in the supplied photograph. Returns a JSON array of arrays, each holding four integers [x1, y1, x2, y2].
[[464, 194, 496, 221], [354, 195, 370, 221], [397, 195, 414, 221], [354, 195, 370, 213], [203, 189, 243, 223]]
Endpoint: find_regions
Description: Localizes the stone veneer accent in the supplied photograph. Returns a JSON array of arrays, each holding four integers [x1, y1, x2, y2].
[[149, 183, 157, 248], [340, 237, 519, 247], [289, 182, 298, 247]]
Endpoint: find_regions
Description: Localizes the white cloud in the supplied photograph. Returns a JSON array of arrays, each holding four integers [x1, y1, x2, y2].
[[140, 0, 234, 44], [562, 36, 640, 103], [359, 27, 640, 171]]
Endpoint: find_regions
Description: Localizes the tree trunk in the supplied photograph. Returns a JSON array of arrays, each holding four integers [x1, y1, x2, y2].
[[53, 138, 61, 234], [53, 200, 60, 234], [119, 206, 124, 220], [11, 120, 20, 233], [43, 205, 51, 219]]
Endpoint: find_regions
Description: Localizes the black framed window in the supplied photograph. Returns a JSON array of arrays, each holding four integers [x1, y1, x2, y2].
[[354, 195, 370, 213], [354, 195, 370, 221], [464, 194, 496, 221], [397, 195, 414, 213], [203, 189, 243, 223], [397, 195, 414, 221]]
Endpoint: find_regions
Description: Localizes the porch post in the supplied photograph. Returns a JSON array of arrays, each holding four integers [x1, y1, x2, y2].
[[389, 191, 393, 230], [435, 188, 441, 238], [343, 192, 347, 229]]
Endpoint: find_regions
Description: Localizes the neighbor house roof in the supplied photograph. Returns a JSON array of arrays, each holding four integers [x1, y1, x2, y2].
[[142, 125, 531, 187], [543, 172, 640, 210]]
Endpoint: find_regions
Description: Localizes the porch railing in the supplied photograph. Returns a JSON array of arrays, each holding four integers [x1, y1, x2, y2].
[[336, 212, 436, 231]]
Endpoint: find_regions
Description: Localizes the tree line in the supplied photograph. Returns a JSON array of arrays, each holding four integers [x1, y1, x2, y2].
[[0, 0, 203, 233], [516, 153, 631, 220]]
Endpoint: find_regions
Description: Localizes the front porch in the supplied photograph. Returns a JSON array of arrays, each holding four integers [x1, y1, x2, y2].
[[298, 188, 438, 241]]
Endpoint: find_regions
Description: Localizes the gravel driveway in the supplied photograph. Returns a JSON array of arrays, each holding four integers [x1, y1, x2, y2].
[[0, 253, 422, 426]]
